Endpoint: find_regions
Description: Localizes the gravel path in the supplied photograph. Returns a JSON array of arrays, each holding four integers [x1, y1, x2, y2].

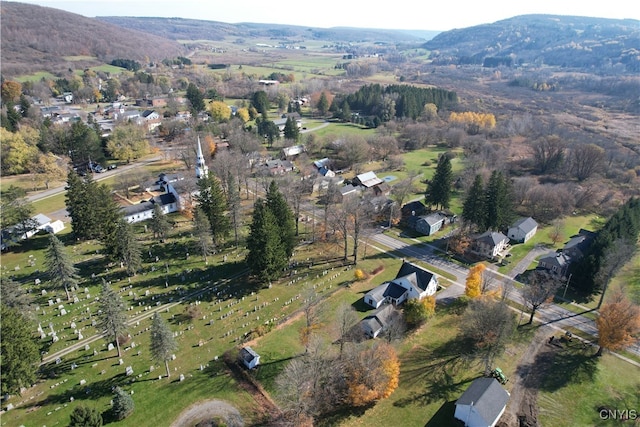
[[170, 399, 243, 427]]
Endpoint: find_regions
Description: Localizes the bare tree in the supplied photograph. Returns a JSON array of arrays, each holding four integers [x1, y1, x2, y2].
[[522, 271, 561, 324], [114, 169, 145, 200], [334, 303, 359, 357], [570, 143, 605, 181], [530, 135, 566, 174]]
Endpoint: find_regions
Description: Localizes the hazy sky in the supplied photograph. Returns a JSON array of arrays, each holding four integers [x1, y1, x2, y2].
[[13, 0, 638, 31]]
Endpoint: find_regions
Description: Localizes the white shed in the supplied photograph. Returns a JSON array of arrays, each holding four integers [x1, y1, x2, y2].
[[44, 220, 65, 234], [240, 346, 260, 369]]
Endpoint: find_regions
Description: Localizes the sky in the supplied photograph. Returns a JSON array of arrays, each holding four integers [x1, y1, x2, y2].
[[12, 0, 638, 31]]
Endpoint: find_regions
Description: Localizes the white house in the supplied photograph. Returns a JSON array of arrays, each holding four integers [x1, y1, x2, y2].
[[364, 261, 438, 309], [473, 231, 509, 259], [240, 346, 260, 369], [121, 193, 178, 224], [507, 217, 538, 243], [454, 378, 509, 427]]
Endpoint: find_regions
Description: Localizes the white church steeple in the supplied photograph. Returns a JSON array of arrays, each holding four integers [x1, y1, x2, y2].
[[195, 136, 209, 179]]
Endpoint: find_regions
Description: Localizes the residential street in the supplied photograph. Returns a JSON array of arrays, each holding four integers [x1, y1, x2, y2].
[[368, 231, 640, 365]]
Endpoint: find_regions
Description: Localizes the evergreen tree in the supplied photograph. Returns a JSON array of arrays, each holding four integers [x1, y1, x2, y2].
[[283, 116, 300, 141], [266, 181, 296, 258], [227, 173, 242, 247], [196, 174, 230, 246], [340, 100, 352, 122], [246, 200, 287, 282], [185, 83, 205, 113], [0, 305, 40, 395], [111, 387, 134, 420], [69, 405, 103, 427], [113, 220, 142, 276], [44, 234, 79, 301], [65, 169, 93, 240], [484, 171, 513, 231], [0, 276, 32, 312], [192, 206, 214, 264], [317, 92, 330, 116], [149, 203, 171, 241], [98, 280, 128, 358], [150, 313, 178, 378], [462, 174, 486, 230], [252, 90, 270, 116], [425, 154, 453, 210]]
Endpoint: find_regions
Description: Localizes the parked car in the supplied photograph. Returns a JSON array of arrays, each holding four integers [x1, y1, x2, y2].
[[107, 164, 118, 170], [94, 165, 105, 173]]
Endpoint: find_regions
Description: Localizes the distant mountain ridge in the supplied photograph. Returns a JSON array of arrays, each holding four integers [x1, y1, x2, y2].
[[424, 14, 640, 72], [95, 16, 437, 43], [1, 2, 186, 77]]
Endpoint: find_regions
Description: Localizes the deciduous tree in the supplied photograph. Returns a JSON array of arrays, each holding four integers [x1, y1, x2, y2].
[[106, 123, 149, 163], [596, 291, 640, 356], [208, 100, 232, 122], [522, 271, 561, 324], [570, 143, 605, 181], [344, 342, 400, 406], [150, 313, 178, 378], [465, 264, 485, 299], [460, 299, 515, 375]]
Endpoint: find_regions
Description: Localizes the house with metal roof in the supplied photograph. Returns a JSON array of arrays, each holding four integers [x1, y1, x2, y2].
[[361, 304, 401, 339], [454, 377, 509, 427]]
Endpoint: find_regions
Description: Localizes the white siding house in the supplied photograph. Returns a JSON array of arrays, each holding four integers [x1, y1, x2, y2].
[[454, 378, 509, 427]]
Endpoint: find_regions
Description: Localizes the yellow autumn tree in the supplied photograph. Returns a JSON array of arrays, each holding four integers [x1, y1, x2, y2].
[[208, 100, 231, 122], [346, 343, 400, 406], [596, 291, 640, 356], [449, 111, 496, 131], [465, 264, 486, 298], [236, 107, 250, 123]]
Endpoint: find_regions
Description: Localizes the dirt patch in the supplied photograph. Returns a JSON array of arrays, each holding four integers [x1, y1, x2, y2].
[[501, 325, 559, 427], [170, 399, 243, 427]]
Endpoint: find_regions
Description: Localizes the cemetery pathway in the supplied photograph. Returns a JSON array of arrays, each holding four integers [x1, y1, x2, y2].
[[170, 399, 243, 427]]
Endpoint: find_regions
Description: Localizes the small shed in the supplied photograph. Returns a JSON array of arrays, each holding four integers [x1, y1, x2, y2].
[[240, 346, 260, 369], [454, 377, 509, 427]]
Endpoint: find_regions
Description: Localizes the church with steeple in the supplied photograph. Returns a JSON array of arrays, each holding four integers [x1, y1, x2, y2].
[[195, 136, 209, 179]]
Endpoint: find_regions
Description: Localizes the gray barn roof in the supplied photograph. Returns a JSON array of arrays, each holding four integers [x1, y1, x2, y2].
[[457, 377, 509, 426]]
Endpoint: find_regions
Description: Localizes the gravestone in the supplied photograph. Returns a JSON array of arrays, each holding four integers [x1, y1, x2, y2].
[[79, 379, 86, 386], [70, 322, 76, 329], [125, 366, 134, 376], [119, 358, 124, 365], [60, 309, 67, 316], [179, 374, 185, 382], [41, 289, 47, 295], [107, 343, 115, 352], [85, 344, 90, 351]]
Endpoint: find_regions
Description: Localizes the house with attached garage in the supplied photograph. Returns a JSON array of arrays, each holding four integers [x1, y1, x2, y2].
[[454, 377, 509, 427], [364, 260, 438, 309], [507, 217, 538, 243]]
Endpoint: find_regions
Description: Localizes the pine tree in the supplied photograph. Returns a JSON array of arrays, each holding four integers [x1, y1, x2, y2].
[[98, 280, 128, 358], [192, 207, 214, 264], [44, 234, 79, 301], [462, 174, 486, 230], [69, 405, 103, 427], [0, 276, 32, 311], [283, 116, 300, 141], [246, 200, 287, 282], [227, 172, 242, 247], [150, 313, 178, 378], [113, 220, 142, 276], [266, 180, 296, 258], [317, 92, 330, 116], [0, 305, 41, 395], [149, 203, 171, 241], [65, 169, 92, 240], [185, 83, 205, 113], [196, 174, 230, 246], [111, 386, 134, 420], [425, 154, 453, 210], [484, 171, 513, 231]]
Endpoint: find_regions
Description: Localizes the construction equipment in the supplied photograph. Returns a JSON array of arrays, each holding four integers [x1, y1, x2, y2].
[[490, 367, 508, 384]]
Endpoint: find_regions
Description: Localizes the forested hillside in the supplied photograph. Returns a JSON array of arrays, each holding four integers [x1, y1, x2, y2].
[[424, 14, 640, 72], [0, 2, 186, 77]]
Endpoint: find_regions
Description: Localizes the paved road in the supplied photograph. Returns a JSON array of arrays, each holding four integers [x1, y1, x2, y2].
[[369, 232, 640, 364]]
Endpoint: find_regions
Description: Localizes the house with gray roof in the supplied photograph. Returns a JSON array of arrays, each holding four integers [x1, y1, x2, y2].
[[472, 231, 509, 259], [454, 377, 509, 427], [538, 229, 595, 278], [415, 212, 447, 236], [538, 251, 572, 278], [507, 217, 538, 243], [361, 304, 401, 339], [364, 260, 438, 309]]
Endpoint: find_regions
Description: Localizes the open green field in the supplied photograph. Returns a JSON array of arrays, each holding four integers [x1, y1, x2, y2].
[[14, 71, 58, 83]]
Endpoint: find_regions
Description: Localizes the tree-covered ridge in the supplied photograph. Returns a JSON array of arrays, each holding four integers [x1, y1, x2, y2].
[[332, 83, 458, 124]]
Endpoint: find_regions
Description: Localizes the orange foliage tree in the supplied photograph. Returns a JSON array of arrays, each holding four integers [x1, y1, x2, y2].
[[345, 343, 400, 406], [465, 264, 486, 298], [595, 291, 640, 356]]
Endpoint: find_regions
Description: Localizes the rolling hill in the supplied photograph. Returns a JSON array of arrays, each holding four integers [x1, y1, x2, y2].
[[423, 14, 640, 72], [0, 2, 186, 77]]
